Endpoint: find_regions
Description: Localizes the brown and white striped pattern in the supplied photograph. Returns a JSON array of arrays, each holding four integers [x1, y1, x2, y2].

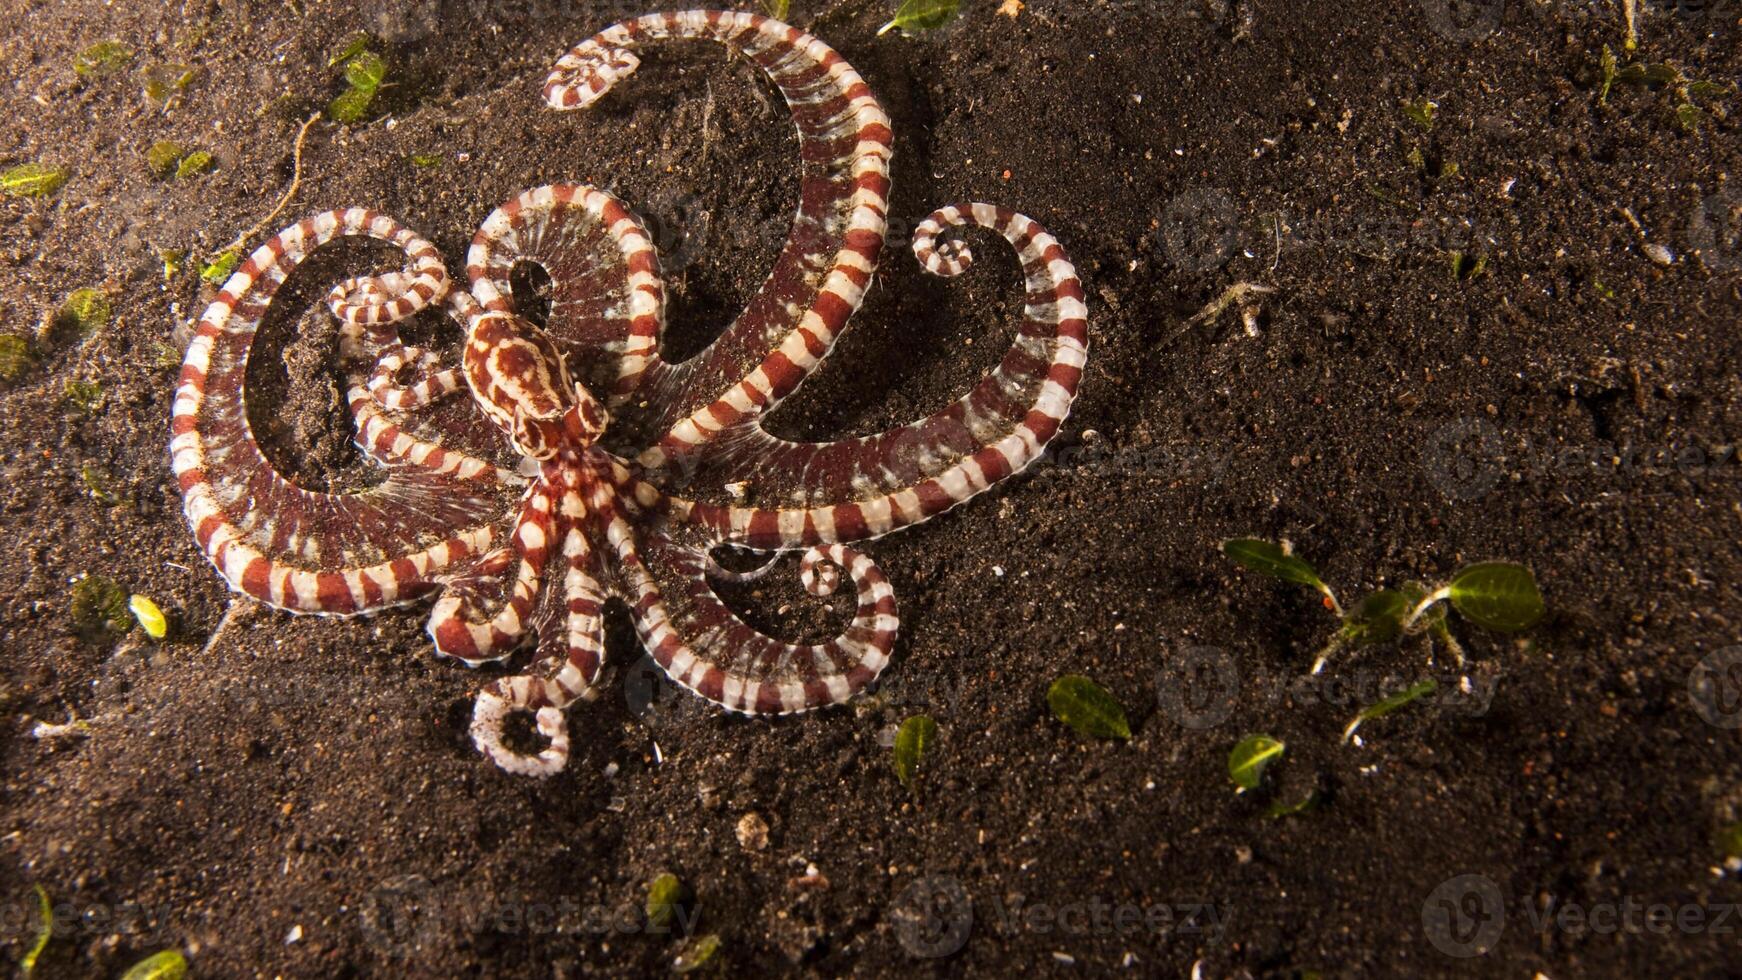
[[172, 208, 518, 615], [170, 12, 1088, 778], [542, 10, 894, 467]]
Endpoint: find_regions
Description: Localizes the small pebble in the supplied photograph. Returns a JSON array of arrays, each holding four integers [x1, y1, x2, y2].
[[737, 812, 770, 851]]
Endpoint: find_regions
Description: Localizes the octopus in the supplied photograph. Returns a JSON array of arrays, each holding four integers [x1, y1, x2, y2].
[[171, 10, 1088, 776]]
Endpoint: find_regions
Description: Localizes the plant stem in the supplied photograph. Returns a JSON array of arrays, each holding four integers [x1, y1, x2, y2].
[[1311, 634, 1344, 675], [1321, 585, 1345, 619], [1402, 586, 1452, 630]]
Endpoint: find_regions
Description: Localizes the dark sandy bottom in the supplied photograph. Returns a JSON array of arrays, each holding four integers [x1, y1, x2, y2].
[[3, 0, 1741, 976]]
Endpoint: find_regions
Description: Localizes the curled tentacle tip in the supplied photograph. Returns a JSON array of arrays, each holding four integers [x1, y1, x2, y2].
[[543, 45, 641, 111], [800, 547, 843, 597], [471, 690, 569, 777], [916, 234, 974, 278]]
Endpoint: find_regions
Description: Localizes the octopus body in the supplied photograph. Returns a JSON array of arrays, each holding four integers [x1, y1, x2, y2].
[[171, 10, 1088, 775]]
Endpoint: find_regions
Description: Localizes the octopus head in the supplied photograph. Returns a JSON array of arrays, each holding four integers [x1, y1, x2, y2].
[[465, 312, 608, 459]]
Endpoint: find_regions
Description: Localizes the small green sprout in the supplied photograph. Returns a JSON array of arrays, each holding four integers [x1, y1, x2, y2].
[[80, 463, 121, 506], [1342, 679, 1439, 742], [1266, 790, 1319, 819], [63, 379, 104, 414], [1047, 674, 1131, 739], [200, 249, 241, 285], [645, 872, 693, 933], [2, 163, 68, 198], [1402, 97, 1437, 130], [120, 950, 189, 980], [0, 334, 33, 382], [146, 140, 185, 177], [893, 714, 938, 788], [1604, 57, 1732, 131], [762, 0, 791, 17], [409, 152, 442, 168], [878, 0, 960, 35], [672, 933, 721, 972], [1228, 734, 1284, 792], [175, 150, 214, 178], [327, 32, 374, 68], [74, 40, 133, 77], [159, 248, 186, 280], [21, 884, 50, 975], [1221, 539, 1545, 674], [329, 49, 387, 123], [142, 63, 197, 106], [1449, 250, 1489, 281], [1598, 45, 1619, 105], [130, 595, 168, 640], [71, 573, 132, 634], [56, 287, 111, 338]]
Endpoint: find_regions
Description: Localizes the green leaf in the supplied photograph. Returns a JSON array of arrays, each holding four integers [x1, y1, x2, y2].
[[1449, 251, 1489, 281], [345, 50, 387, 93], [146, 140, 185, 177], [1598, 45, 1618, 105], [80, 462, 120, 506], [58, 287, 111, 337], [878, 0, 961, 35], [1448, 562, 1544, 632], [174, 150, 214, 178], [159, 248, 186, 281], [1619, 62, 1681, 86], [1402, 97, 1437, 130], [1687, 80, 1730, 100], [142, 63, 196, 105], [120, 950, 189, 980], [74, 40, 133, 77], [64, 379, 104, 414], [2, 163, 68, 198], [21, 884, 50, 975], [328, 31, 373, 68], [130, 595, 168, 639], [644, 872, 691, 932], [1228, 734, 1284, 792], [893, 714, 938, 787], [409, 152, 442, 168], [1221, 538, 1329, 595], [1266, 789, 1319, 819], [327, 86, 376, 124], [672, 933, 720, 973], [1047, 675, 1131, 739], [1675, 102, 1704, 133], [763, 0, 792, 18], [71, 573, 130, 632], [1341, 589, 1406, 647], [0, 334, 32, 382], [1343, 679, 1438, 742], [200, 249, 241, 285]]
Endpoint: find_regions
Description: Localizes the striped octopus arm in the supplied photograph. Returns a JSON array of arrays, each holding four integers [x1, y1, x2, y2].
[[542, 9, 894, 455], [171, 209, 521, 614], [624, 204, 1088, 551]]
